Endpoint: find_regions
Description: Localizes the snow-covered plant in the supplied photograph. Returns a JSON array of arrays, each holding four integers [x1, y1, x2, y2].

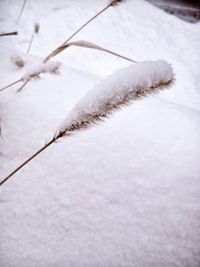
[[0, 61, 61, 92], [54, 60, 173, 137], [5, 1, 124, 92], [18, 61, 61, 91], [22, 61, 61, 82], [0, 41, 137, 93], [11, 55, 25, 68], [0, 60, 174, 186]]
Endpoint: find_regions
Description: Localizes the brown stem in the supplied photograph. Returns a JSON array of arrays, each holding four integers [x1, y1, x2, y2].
[[17, 80, 29, 92], [43, 2, 113, 63], [61, 41, 137, 63], [16, 0, 27, 25], [27, 30, 35, 54], [12, 2, 120, 92], [0, 31, 18, 37], [94, 47, 137, 63], [0, 138, 56, 186], [0, 79, 22, 93]]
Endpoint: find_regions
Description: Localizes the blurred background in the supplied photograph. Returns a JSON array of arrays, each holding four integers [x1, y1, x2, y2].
[[148, 0, 200, 22]]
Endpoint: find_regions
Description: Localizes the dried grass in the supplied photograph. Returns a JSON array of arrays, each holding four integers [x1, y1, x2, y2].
[[27, 23, 40, 54], [0, 61, 60, 93], [0, 73, 174, 187], [49, 40, 137, 63], [0, 41, 136, 93], [43, 1, 123, 62], [2, 1, 124, 92], [0, 31, 18, 37], [11, 55, 25, 68]]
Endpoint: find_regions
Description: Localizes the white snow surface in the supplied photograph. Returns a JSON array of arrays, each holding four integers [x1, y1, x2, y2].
[[0, 1, 200, 267], [57, 60, 173, 136]]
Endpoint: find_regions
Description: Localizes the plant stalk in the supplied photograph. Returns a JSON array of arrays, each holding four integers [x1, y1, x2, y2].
[[0, 79, 22, 93], [0, 138, 56, 186], [0, 31, 18, 37], [27, 31, 35, 54], [5, 1, 122, 92], [43, 2, 114, 63], [61, 41, 137, 63]]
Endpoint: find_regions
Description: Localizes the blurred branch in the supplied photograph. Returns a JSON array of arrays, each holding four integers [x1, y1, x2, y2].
[[0, 31, 18, 37]]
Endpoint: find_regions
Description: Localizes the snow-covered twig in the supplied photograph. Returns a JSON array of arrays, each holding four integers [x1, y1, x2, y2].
[[0, 60, 174, 186], [17, 61, 61, 91], [27, 23, 40, 54], [22, 61, 61, 82], [0, 61, 61, 93]]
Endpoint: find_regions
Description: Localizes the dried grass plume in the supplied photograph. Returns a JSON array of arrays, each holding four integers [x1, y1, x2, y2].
[[0, 60, 174, 186]]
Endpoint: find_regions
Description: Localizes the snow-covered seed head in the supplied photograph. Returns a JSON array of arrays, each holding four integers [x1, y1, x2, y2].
[[11, 55, 25, 68], [55, 60, 174, 139], [22, 61, 61, 82], [34, 22, 40, 34]]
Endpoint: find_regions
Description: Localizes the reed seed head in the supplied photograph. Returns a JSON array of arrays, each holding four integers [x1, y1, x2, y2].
[[34, 23, 40, 34]]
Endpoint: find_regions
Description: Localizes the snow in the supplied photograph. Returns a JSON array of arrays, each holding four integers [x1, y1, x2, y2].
[[56, 60, 173, 136], [0, 0, 200, 267]]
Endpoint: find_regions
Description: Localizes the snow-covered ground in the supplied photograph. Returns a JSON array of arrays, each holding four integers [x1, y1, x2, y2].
[[0, 1, 200, 266]]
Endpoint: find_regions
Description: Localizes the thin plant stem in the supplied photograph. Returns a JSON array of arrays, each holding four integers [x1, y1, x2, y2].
[[17, 80, 29, 92], [15, 2, 115, 91], [92, 46, 137, 63], [61, 41, 137, 63], [27, 31, 35, 54], [43, 2, 114, 63], [27, 23, 40, 54], [0, 31, 18, 37], [0, 79, 22, 93], [16, 0, 27, 25], [6, 1, 122, 92], [0, 138, 56, 186]]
